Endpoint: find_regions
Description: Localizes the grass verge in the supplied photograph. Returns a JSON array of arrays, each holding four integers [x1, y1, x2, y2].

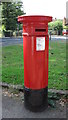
[[2, 40, 67, 90]]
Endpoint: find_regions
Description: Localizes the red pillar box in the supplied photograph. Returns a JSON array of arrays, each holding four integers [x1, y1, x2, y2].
[[18, 15, 52, 112]]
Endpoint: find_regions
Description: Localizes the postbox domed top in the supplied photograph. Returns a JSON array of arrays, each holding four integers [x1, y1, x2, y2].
[[18, 15, 52, 23]]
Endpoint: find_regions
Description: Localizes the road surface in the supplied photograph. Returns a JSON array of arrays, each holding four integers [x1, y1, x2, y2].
[[0, 37, 23, 46], [0, 35, 67, 47]]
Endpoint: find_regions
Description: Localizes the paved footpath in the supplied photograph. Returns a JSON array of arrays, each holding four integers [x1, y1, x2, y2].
[[2, 92, 67, 118]]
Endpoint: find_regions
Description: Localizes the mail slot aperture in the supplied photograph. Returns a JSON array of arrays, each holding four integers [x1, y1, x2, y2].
[[35, 29, 46, 32]]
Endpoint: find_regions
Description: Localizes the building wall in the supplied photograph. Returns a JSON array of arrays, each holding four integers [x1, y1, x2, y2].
[[63, 17, 68, 27]]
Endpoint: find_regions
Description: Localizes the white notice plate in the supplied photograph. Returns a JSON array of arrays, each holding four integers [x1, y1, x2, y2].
[[36, 37, 45, 51]]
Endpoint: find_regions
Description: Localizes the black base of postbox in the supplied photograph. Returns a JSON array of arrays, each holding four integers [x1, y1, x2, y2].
[[24, 86, 48, 112]]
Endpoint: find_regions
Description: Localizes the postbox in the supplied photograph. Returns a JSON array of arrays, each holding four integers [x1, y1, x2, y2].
[[18, 15, 52, 112]]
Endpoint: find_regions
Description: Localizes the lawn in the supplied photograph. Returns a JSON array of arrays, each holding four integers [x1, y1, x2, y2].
[[2, 45, 24, 86], [48, 40, 66, 90], [2, 40, 67, 90]]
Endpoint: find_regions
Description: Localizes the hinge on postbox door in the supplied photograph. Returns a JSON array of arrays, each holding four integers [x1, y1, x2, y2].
[[46, 35, 48, 41]]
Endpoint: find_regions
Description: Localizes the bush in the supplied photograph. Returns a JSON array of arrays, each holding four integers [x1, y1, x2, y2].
[[3, 30, 13, 37]]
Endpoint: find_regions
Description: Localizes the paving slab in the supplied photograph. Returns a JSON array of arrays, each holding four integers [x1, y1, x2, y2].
[[2, 93, 67, 118]]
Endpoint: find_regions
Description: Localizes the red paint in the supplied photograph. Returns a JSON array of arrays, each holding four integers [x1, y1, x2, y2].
[[18, 15, 52, 89]]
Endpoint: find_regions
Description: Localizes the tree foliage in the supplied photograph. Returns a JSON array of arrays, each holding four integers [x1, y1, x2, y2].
[[2, 1, 25, 32], [48, 20, 63, 35], [63, 25, 68, 30]]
